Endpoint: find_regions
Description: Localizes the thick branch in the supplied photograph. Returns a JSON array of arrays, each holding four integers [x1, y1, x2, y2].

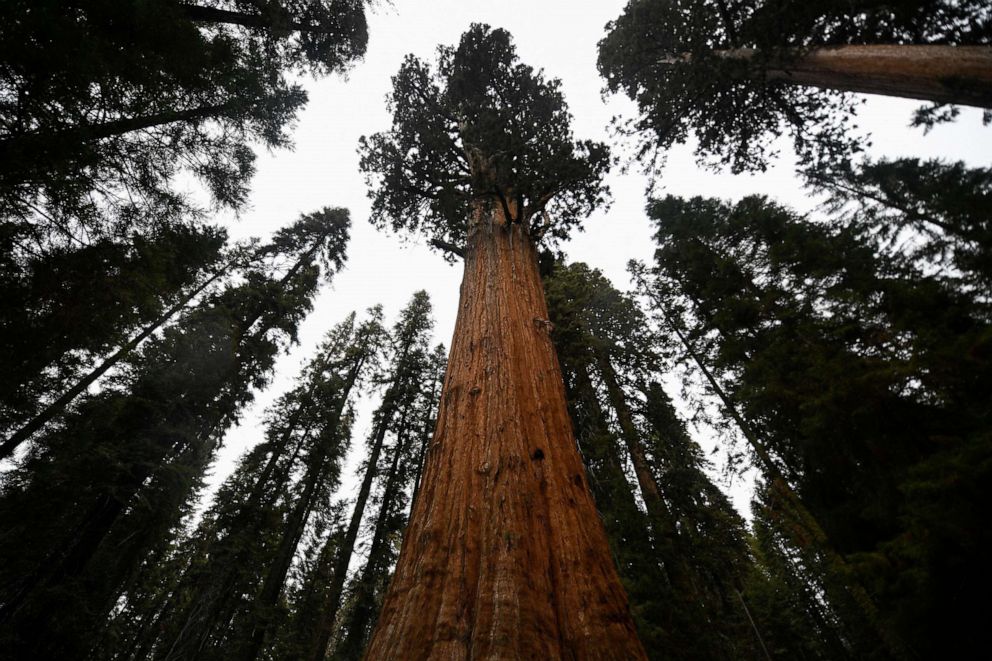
[[429, 238, 465, 258]]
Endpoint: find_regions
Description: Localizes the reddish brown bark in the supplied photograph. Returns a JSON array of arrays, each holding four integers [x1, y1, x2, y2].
[[720, 44, 992, 107], [364, 201, 646, 659]]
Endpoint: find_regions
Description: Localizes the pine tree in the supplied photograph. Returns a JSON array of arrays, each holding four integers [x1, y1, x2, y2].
[[0, 220, 229, 442], [0, 208, 350, 659], [598, 0, 992, 172], [303, 291, 436, 661], [358, 24, 644, 658], [129, 308, 381, 661]]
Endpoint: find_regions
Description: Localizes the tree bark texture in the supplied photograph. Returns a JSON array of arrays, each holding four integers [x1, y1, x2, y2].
[[731, 44, 992, 107], [364, 201, 646, 659]]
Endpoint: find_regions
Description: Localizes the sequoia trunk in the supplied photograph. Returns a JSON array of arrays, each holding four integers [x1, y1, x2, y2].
[[722, 44, 992, 107], [364, 201, 645, 659]]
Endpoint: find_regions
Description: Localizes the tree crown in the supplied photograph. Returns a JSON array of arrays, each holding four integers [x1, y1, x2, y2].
[[359, 24, 610, 259]]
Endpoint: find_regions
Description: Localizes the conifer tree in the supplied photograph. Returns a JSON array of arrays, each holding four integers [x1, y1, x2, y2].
[[303, 291, 435, 661], [598, 0, 992, 172], [358, 24, 644, 658], [0, 0, 368, 225], [0, 220, 228, 442], [131, 308, 382, 661], [546, 262, 759, 660], [640, 191, 991, 657], [0, 208, 350, 659]]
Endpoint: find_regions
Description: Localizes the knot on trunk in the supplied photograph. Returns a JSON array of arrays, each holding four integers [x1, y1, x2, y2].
[[533, 317, 554, 333]]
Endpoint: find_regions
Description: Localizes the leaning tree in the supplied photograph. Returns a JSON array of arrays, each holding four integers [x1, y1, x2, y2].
[[358, 24, 645, 658], [598, 0, 992, 173]]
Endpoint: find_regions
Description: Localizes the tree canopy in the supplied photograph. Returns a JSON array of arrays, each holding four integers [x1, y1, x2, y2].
[[359, 23, 611, 259], [598, 0, 992, 173]]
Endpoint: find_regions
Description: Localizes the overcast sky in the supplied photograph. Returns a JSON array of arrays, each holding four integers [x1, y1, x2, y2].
[[202, 0, 992, 519]]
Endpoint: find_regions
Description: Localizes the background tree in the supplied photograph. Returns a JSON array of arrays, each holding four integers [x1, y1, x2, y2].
[[0, 220, 228, 439], [546, 262, 764, 660], [128, 308, 382, 661], [598, 0, 992, 173], [303, 291, 436, 661], [0, 208, 350, 660], [358, 24, 645, 658], [0, 0, 368, 229], [638, 191, 991, 657]]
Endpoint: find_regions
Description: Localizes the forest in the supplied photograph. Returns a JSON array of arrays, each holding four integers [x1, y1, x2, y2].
[[0, 1, 989, 659]]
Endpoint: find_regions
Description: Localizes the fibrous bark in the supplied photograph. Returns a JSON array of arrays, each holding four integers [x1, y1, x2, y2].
[[718, 44, 992, 107], [364, 201, 645, 659]]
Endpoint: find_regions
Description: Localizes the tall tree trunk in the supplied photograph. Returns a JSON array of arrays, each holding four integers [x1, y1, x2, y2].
[[239, 443, 329, 661], [1, 257, 237, 459], [336, 426, 411, 659], [716, 44, 992, 107], [409, 370, 442, 511], [0, 102, 237, 166], [364, 201, 645, 659], [594, 351, 696, 598], [305, 390, 400, 661], [632, 272, 909, 660]]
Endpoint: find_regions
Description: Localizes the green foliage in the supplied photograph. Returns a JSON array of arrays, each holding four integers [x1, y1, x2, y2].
[[641, 181, 992, 656], [0, 0, 368, 226], [0, 220, 227, 431], [546, 262, 763, 660], [0, 208, 350, 659], [359, 24, 610, 258], [598, 0, 991, 173]]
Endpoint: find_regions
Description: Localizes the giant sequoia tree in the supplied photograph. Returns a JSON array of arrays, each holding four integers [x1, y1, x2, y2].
[[358, 24, 645, 658], [598, 0, 992, 172]]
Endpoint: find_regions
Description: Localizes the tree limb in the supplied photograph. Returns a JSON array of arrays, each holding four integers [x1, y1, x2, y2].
[[430, 238, 465, 258]]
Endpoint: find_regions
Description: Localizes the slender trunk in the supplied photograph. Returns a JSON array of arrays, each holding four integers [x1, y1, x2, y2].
[[336, 426, 412, 659], [239, 445, 329, 661], [634, 274, 908, 660], [594, 351, 698, 599], [305, 390, 400, 661], [409, 372, 442, 511], [718, 44, 992, 107], [1, 257, 236, 459], [364, 201, 645, 659], [0, 102, 236, 163]]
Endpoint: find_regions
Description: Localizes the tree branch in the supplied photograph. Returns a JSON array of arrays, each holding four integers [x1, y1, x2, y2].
[[430, 238, 465, 258]]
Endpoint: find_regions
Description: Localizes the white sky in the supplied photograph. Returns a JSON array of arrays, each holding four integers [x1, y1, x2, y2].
[[202, 0, 992, 521]]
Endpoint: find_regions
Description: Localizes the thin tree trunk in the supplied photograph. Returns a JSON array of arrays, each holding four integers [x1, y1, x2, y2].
[[239, 442, 329, 661], [364, 200, 645, 659], [305, 389, 400, 661], [1, 257, 237, 459], [409, 369, 442, 511], [594, 351, 698, 599], [0, 102, 237, 164], [336, 426, 412, 659], [714, 44, 992, 107], [632, 272, 909, 660]]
